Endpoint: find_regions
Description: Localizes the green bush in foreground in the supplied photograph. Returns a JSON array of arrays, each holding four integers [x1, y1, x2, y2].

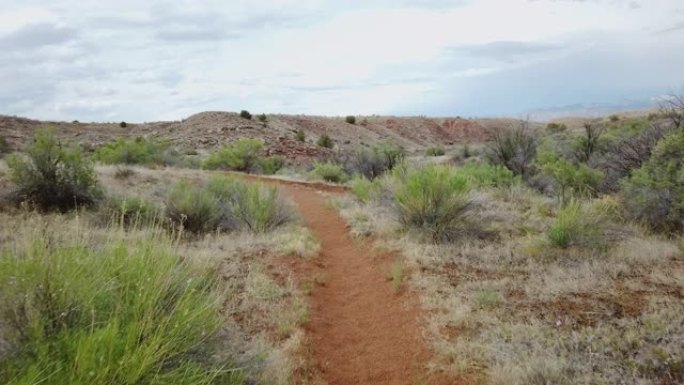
[[309, 162, 349, 183], [203, 138, 263, 172], [425, 146, 446, 156], [394, 164, 471, 242], [0, 238, 242, 385], [166, 180, 224, 234], [547, 200, 607, 249], [7, 129, 101, 211], [94, 137, 178, 166]]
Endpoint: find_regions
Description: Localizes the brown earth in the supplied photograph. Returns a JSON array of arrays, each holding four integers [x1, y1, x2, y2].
[[0, 112, 508, 163], [242, 174, 462, 385]]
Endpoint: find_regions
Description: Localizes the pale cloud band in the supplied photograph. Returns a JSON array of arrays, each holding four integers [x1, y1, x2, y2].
[[1, 0, 683, 121]]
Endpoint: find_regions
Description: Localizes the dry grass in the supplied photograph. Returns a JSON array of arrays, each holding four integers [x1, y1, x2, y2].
[[338, 179, 684, 384], [0, 164, 321, 385]]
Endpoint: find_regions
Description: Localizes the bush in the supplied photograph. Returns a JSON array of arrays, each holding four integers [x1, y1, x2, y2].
[[309, 162, 349, 183], [350, 176, 382, 203], [0, 236, 241, 385], [295, 129, 306, 142], [119, 121, 127, 128], [94, 137, 178, 166], [114, 166, 136, 179], [621, 129, 684, 232], [352, 143, 405, 180], [317, 133, 334, 149], [0, 135, 9, 156], [574, 123, 605, 163], [487, 123, 538, 178], [203, 138, 263, 172], [226, 180, 294, 233], [7, 129, 101, 211], [425, 146, 446, 156], [258, 155, 285, 175], [546, 122, 567, 133], [454, 163, 519, 188], [240, 110, 252, 120], [547, 200, 607, 249], [258, 113, 267, 122], [609, 114, 620, 122], [537, 150, 603, 205], [394, 164, 471, 242], [345, 115, 356, 124], [166, 180, 224, 234]]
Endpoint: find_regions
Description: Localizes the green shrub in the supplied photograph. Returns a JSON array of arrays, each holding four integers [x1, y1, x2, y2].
[[454, 163, 519, 188], [537, 150, 603, 205], [621, 129, 684, 232], [166, 180, 224, 234], [547, 200, 607, 249], [0, 236, 242, 385], [119, 121, 127, 128], [394, 164, 471, 242], [317, 133, 334, 149], [546, 122, 567, 133], [309, 162, 349, 183], [345, 115, 356, 124], [487, 123, 538, 177], [425, 146, 446, 156], [352, 143, 405, 180], [295, 129, 306, 142], [227, 181, 294, 233], [574, 123, 606, 163], [7, 129, 101, 211], [240, 110, 252, 120], [609, 114, 620, 122], [94, 137, 178, 166], [0, 135, 9, 156], [350, 176, 382, 203], [258, 155, 285, 175], [203, 138, 263, 172], [258, 113, 267, 122]]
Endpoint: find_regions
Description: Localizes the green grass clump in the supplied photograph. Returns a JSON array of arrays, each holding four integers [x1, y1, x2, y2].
[[0, 135, 9, 156], [7, 129, 101, 211], [454, 163, 519, 188], [203, 138, 263, 173], [94, 137, 179, 166], [0, 237, 243, 385], [350, 176, 382, 203], [227, 180, 294, 233], [258, 155, 285, 175], [316, 134, 334, 149], [100, 196, 163, 228], [309, 162, 349, 183], [425, 146, 446, 156], [166, 180, 224, 234], [547, 200, 606, 249], [394, 164, 471, 242], [295, 129, 306, 142]]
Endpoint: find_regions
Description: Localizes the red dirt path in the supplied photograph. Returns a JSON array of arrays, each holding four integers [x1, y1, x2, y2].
[[267, 180, 456, 385]]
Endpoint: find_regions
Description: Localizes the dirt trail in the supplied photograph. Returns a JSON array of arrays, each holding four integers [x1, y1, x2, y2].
[[263, 180, 454, 385]]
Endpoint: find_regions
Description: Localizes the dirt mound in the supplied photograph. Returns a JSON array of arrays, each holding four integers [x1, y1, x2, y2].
[[0, 112, 500, 162]]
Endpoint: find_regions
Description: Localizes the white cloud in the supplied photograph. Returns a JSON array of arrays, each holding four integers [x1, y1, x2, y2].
[[0, 0, 683, 121]]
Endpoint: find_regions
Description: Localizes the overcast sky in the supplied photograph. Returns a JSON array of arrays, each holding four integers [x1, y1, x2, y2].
[[2, 0, 684, 122]]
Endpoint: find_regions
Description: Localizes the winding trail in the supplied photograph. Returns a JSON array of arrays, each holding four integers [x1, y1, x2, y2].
[[238, 174, 454, 385]]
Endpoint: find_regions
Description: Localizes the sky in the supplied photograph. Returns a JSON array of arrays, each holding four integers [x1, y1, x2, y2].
[[1, 0, 684, 122]]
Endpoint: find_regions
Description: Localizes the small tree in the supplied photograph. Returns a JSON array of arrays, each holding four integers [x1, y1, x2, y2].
[[7, 129, 101, 211], [240, 110, 252, 120], [538, 150, 603, 205], [258, 113, 267, 123], [317, 133, 334, 149], [119, 121, 127, 128], [345, 115, 356, 124], [574, 122, 605, 163], [203, 138, 263, 172]]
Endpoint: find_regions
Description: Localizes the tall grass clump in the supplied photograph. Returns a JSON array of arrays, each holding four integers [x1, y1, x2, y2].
[[394, 164, 471, 242], [309, 162, 349, 183], [0, 135, 9, 156], [7, 129, 101, 211], [99, 196, 163, 228], [0, 236, 242, 385], [316, 134, 334, 149], [453, 163, 519, 188], [94, 137, 179, 166], [547, 200, 607, 249], [350, 176, 382, 203], [425, 146, 446, 156], [166, 180, 224, 234], [203, 138, 263, 173], [226, 180, 294, 233]]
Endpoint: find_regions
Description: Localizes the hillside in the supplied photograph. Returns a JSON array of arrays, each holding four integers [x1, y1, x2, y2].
[[0, 112, 511, 162]]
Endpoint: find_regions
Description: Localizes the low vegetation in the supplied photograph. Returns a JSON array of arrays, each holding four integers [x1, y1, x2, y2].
[[425, 146, 446, 156], [316, 133, 334, 149], [94, 137, 180, 166], [7, 129, 101, 211], [240, 110, 252, 120], [345, 115, 356, 124], [309, 162, 349, 183]]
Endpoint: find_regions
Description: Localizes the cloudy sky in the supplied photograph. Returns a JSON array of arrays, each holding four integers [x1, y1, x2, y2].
[[2, 0, 684, 122]]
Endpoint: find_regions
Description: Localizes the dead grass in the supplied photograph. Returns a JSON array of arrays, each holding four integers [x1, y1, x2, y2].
[[337, 179, 684, 384]]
